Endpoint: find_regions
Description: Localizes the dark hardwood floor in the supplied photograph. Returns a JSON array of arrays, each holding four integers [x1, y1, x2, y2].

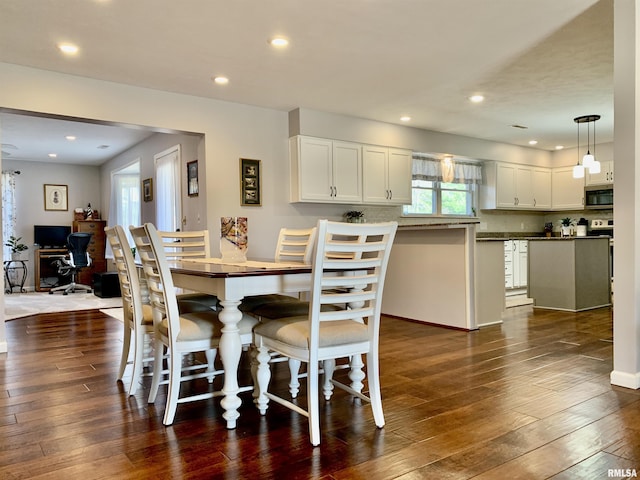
[[1, 305, 639, 479]]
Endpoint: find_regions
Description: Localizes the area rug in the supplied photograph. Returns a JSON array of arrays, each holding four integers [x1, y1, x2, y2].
[[4, 291, 122, 320]]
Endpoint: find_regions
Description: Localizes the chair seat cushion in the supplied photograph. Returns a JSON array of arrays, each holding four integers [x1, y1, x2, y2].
[[254, 316, 368, 349], [177, 293, 219, 313], [125, 303, 154, 325], [252, 300, 342, 320], [239, 294, 299, 312], [157, 310, 257, 341]]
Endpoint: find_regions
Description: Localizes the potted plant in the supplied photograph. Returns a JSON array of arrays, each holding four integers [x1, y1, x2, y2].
[[544, 222, 553, 238], [560, 217, 574, 237], [344, 210, 365, 223], [5, 236, 29, 260]]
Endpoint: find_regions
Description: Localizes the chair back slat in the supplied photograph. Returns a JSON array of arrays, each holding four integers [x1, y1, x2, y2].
[[105, 225, 144, 328], [131, 224, 182, 341], [274, 227, 317, 264], [307, 220, 397, 354], [157, 230, 211, 261]]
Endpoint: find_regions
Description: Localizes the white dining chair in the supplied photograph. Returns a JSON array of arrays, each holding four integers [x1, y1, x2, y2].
[[239, 227, 317, 314], [157, 229, 220, 313], [107, 225, 155, 397], [131, 223, 258, 425], [253, 219, 398, 446]]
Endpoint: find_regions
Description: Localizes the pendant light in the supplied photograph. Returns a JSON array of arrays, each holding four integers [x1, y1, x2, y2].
[[573, 115, 601, 179], [441, 155, 455, 183]]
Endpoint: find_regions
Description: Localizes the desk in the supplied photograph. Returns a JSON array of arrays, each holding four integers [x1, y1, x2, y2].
[[4, 259, 28, 293], [170, 259, 313, 429]]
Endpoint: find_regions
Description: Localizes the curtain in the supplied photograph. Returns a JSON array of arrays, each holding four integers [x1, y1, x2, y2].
[[107, 172, 140, 254], [2, 171, 18, 260], [155, 147, 181, 232], [412, 153, 482, 184]]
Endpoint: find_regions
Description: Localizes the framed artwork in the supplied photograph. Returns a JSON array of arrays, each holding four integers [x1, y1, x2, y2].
[[142, 178, 153, 202], [43, 184, 68, 211], [187, 160, 199, 197], [240, 158, 261, 206]]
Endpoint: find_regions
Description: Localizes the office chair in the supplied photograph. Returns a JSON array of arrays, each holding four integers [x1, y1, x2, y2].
[[49, 232, 94, 295]]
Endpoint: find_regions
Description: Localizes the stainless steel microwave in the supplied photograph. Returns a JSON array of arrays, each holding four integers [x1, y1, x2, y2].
[[584, 185, 613, 209]]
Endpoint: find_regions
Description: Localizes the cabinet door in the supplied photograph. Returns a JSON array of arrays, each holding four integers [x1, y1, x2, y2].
[[362, 145, 389, 204], [518, 241, 528, 287], [496, 163, 517, 207], [515, 166, 534, 208], [387, 148, 412, 205], [332, 141, 362, 203], [586, 161, 614, 185], [531, 168, 552, 209], [297, 137, 334, 202], [552, 167, 585, 209]]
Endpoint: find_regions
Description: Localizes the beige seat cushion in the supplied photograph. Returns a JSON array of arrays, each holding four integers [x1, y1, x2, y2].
[[254, 316, 368, 349], [157, 310, 257, 342], [177, 293, 219, 313], [252, 301, 342, 320], [239, 294, 298, 312]]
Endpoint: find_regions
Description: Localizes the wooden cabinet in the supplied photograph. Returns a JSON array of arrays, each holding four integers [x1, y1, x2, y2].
[[362, 146, 412, 205], [481, 162, 550, 210], [73, 220, 106, 286], [551, 166, 585, 210], [586, 161, 614, 185], [289, 136, 362, 204], [35, 248, 68, 291]]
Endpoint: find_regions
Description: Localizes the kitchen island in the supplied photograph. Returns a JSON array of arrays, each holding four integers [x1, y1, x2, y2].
[[527, 236, 611, 311], [382, 222, 479, 330]]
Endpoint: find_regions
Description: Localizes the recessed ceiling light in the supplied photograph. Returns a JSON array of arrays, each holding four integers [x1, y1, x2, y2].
[[213, 76, 229, 85], [555, 145, 564, 150], [65, 135, 76, 141], [57, 43, 79, 55], [48, 153, 57, 158], [400, 116, 411, 122], [528, 140, 538, 145], [469, 95, 484, 103], [269, 37, 289, 47]]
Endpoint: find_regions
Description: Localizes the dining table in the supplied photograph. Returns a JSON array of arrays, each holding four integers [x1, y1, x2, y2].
[[168, 257, 315, 429]]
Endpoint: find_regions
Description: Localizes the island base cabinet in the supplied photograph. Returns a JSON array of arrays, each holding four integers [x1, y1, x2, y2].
[[382, 225, 477, 330], [527, 238, 611, 312]]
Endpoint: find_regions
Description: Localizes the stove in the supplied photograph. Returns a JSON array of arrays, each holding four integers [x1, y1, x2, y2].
[[588, 218, 613, 237]]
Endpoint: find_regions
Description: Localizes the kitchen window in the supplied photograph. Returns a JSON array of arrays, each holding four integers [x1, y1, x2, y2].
[[403, 154, 481, 217]]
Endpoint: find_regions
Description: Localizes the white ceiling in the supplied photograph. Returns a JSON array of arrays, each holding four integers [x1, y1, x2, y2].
[[0, 0, 613, 165]]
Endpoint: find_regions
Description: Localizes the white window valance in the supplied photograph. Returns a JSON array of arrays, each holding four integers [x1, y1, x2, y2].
[[412, 153, 482, 184]]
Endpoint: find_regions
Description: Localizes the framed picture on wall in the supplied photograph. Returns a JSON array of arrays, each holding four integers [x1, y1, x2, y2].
[[142, 178, 153, 202], [44, 184, 68, 211], [187, 160, 199, 197], [240, 158, 261, 206]]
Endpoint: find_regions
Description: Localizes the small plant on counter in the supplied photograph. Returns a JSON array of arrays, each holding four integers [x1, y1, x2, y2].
[[544, 222, 553, 237], [560, 217, 574, 227], [344, 210, 365, 223]]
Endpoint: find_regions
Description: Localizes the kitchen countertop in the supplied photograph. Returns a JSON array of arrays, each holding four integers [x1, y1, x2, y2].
[[476, 235, 611, 242], [398, 220, 479, 230]]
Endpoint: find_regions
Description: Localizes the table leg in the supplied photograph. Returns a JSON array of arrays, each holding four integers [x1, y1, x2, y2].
[[218, 298, 243, 429]]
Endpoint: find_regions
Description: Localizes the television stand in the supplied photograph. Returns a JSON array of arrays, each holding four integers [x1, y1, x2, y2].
[[35, 248, 68, 292]]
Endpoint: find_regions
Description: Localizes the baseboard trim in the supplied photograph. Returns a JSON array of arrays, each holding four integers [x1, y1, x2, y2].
[[610, 370, 640, 389]]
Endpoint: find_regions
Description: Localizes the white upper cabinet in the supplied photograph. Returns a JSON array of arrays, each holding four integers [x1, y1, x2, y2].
[[531, 167, 552, 209], [362, 146, 412, 205], [481, 161, 550, 210], [551, 166, 585, 210], [586, 161, 614, 186], [289, 136, 362, 204]]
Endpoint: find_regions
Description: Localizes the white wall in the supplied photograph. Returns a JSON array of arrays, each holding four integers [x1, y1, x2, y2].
[[100, 132, 205, 230]]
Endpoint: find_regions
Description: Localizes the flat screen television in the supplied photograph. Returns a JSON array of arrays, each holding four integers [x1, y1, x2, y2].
[[34, 225, 71, 249]]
